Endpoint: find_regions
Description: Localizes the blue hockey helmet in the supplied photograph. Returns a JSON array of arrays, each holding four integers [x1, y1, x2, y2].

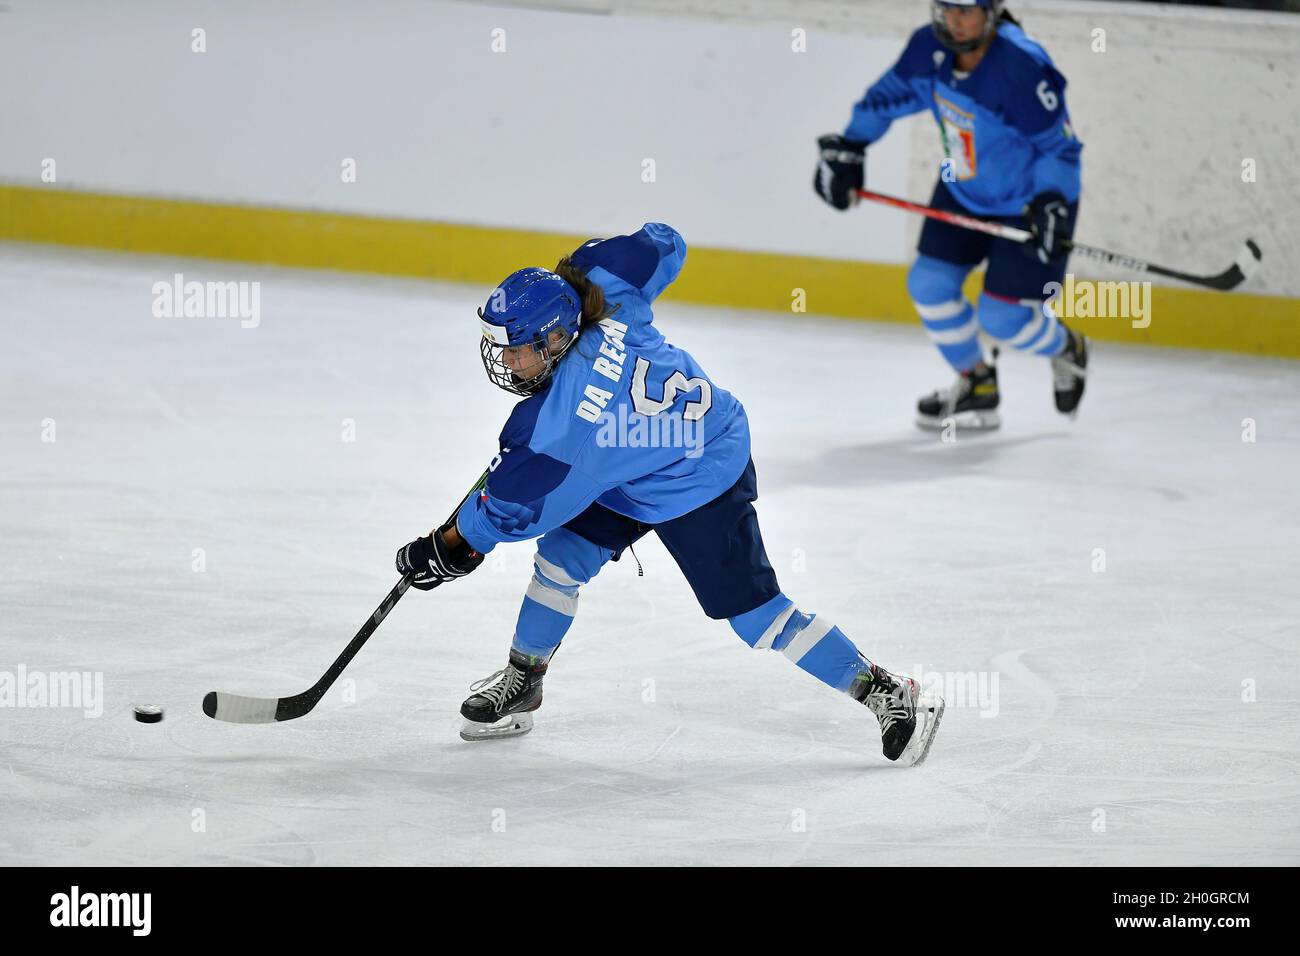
[[477, 267, 583, 395], [931, 0, 1003, 54]]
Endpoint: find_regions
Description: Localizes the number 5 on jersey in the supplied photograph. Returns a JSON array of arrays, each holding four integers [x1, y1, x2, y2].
[[631, 358, 712, 421]]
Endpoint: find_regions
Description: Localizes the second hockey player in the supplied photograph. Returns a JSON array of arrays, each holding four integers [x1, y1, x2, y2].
[[815, 0, 1090, 430]]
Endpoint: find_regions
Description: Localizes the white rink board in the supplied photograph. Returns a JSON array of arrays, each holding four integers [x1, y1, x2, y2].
[[2, 244, 1298, 865], [3, 0, 1298, 293], [0, 0, 911, 264]]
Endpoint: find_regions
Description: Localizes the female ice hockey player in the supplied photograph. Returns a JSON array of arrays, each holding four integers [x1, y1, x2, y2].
[[814, 0, 1089, 430], [394, 223, 942, 766]]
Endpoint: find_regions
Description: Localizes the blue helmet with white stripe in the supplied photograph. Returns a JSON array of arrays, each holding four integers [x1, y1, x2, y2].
[[932, 0, 1003, 54], [477, 268, 583, 396]]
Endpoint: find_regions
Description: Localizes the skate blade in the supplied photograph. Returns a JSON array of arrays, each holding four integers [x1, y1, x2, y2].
[[916, 410, 1000, 432], [898, 694, 945, 768], [459, 711, 534, 741]]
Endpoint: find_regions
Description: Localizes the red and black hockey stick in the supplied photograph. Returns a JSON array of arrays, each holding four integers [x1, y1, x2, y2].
[[855, 188, 1262, 292], [203, 469, 490, 724]]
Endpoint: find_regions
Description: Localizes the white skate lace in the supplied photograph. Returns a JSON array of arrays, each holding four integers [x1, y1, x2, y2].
[[864, 681, 914, 734], [936, 373, 973, 414], [1052, 357, 1083, 391], [469, 664, 525, 714], [1052, 334, 1084, 391]]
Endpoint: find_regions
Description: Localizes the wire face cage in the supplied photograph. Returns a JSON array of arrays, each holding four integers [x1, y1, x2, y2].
[[478, 308, 575, 396]]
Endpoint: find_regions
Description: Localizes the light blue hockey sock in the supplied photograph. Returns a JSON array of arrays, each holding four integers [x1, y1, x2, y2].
[[908, 255, 982, 372], [511, 528, 613, 660], [979, 292, 1067, 356], [512, 569, 580, 660], [729, 593, 872, 694]]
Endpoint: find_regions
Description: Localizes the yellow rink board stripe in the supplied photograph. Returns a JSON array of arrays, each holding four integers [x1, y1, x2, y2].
[[3, 184, 1297, 358]]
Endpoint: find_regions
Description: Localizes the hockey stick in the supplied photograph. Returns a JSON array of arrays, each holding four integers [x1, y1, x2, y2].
[[202, 575, 413, 723], [855, 188, 1262, 292], [202, 469, 490, 724]]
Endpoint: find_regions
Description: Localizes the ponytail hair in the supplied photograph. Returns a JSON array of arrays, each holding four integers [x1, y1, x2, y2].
[[555, 255, 617, 331], [999, 8, 1021, 28]]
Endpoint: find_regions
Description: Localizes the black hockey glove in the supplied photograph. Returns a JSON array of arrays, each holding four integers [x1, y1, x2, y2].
[[1024, 192, 1072, 264], [395, 524, 484, 591], [813, 134, 868, 211]]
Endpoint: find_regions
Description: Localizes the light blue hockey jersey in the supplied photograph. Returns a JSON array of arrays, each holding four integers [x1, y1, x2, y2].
[[845, 22, 1082, 216], [456, 223, 751, 554]]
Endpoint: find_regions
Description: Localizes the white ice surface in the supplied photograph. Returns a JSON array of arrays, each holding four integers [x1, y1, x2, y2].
[[2, 243, 1298, 866]]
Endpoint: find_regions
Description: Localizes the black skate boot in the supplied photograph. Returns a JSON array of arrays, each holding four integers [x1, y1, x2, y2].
[[916, 357, 1000, 431], [459, 648, 547, 741], [1052, 326, 1090, 415], [852, 663, 944, 766]]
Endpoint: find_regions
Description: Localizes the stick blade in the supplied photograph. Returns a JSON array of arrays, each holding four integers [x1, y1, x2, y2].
[[1203, 239, 1264, 291], [1240, 238, 1264, 277], [203, 690, 282, 724]]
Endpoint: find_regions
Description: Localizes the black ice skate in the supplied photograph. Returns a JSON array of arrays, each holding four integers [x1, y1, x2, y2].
[[916, 359, 1000, 432], [459, 648, 547, 741], [1052, 326, 1090, 416], [852, 663, 944, 767]]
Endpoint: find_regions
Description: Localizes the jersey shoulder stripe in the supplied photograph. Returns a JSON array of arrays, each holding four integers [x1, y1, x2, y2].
[[897, 24, 944, 79], [571, 233, 660, 288], [569, 223, 686, 305], [487, 444, 572, 505], [499, 390, 547, 449], [490, 392, 573, 505], [995, 23, 1059, 72]]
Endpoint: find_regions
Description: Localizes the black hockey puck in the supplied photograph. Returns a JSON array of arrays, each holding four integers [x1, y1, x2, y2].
[[133, 705, 164, 723]]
